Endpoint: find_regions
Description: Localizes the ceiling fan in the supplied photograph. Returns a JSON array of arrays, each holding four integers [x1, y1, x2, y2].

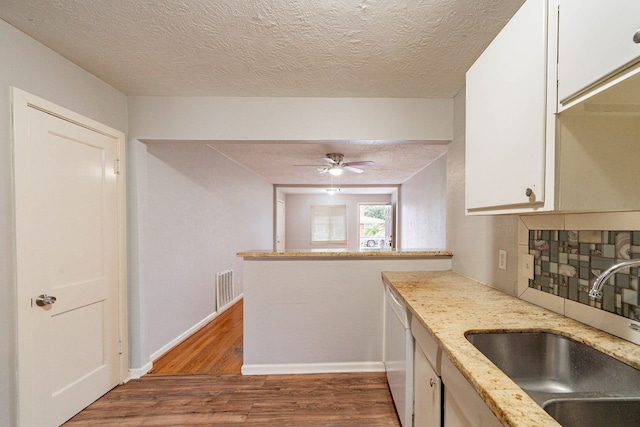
[[295, 153, 375, 176]]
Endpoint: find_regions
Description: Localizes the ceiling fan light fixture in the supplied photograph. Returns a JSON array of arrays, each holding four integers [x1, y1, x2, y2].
[[328, 165, 344, 176]]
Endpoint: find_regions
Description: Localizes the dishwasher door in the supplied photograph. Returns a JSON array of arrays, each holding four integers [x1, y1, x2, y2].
[[384, 284, 413, 427]]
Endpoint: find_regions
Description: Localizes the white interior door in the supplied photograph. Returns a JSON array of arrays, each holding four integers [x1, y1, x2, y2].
[[14, 90, 126, 427]]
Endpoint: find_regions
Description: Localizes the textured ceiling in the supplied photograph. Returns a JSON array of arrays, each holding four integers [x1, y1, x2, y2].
[[0, 0, 524, 98], [1, 0, 524, 186], [205, 140, 448, 185]]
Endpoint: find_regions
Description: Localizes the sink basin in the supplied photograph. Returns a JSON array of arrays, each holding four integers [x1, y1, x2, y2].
[[466, 332, 640, 425], [543, 398, 640, 427], [465, 332, 640, 395]]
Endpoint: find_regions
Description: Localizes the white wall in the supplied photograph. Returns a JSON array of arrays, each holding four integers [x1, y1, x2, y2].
[[128, 96, 453, 141], [243, 257, 452, 374], [446, 89, 519, 295], [285, 193, 392, 250], [135, 142, 273, 365], [0, 20, 128, 426], [400, 154, 447, 249]]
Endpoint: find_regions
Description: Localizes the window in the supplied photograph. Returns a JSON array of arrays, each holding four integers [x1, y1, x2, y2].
[[311, 205, 347, 244], [358, 204, 391, 248]]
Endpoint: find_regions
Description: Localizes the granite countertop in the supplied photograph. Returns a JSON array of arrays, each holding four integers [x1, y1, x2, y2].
[[382, 270, 640, 427], [237, 249, 453, 259]]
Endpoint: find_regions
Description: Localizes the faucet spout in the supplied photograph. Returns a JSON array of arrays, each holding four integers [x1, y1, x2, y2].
[[589, 259, 640, 299]]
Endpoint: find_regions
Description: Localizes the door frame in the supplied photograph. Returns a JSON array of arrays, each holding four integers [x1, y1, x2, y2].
[[276, 199, 285, 251], [11, 87, 129, 424], [357, 203, 389, 249]]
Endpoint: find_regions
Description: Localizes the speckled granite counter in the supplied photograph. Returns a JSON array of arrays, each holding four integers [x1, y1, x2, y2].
[[382, 270, 640, 427], [238, 249, 452, 259]]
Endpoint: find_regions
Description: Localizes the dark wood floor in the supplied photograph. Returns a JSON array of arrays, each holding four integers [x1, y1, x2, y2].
[[63, 299, 400, 426]]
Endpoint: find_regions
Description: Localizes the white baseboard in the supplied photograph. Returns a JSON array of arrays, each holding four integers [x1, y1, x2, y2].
[[241, 361, 385, 375], [128, 361, 153, 379]]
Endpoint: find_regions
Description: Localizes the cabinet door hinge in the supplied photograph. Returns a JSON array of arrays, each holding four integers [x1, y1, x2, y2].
[[114, 158, 121, 175], [118, 340, 123, 355]]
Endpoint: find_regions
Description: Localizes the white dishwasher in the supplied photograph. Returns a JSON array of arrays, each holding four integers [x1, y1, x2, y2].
[[384, 283, 413, 427]]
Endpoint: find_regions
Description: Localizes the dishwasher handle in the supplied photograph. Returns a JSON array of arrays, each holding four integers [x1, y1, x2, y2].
[[386, 285, 410, 328], [386, 285, 404, 308]]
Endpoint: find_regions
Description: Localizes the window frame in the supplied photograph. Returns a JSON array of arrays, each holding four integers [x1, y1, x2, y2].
[[310, 205, 347, 245]]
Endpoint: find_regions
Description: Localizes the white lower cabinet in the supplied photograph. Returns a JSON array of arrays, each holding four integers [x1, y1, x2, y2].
[[441, 355, 501, 427], [411, 317, 442, 427], [411, 318, 500, 427], [414, 344, 441, 427]]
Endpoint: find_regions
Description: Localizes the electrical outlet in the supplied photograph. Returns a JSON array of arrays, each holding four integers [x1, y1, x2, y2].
[[521, 253, 535, 280], [498, 250, 507, 270]]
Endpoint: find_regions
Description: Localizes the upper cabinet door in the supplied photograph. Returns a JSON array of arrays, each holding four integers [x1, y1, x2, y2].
[[558, 0, 640, 106], [465, 0, 549, 212]]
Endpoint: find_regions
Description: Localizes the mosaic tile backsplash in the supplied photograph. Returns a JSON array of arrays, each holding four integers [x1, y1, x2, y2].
[[529, 230, 640, 321]]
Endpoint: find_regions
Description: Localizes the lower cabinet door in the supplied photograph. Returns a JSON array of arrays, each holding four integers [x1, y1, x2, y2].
[[442, 355, 501, 427], [414, 345, 441, 427]]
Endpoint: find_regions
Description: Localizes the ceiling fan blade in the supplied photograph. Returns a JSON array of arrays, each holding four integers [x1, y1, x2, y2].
[[293, 164, 325, 166], [343, 166, 364, 173], [322, 157, 337, 164], [318, 167, 329, 174], [343, 160, 375, 166]]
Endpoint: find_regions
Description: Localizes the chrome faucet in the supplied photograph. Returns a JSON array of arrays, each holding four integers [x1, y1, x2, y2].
[[589, 259, 640, 299]]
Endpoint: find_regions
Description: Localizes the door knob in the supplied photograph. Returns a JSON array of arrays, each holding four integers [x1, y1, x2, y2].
[[634, 29, 640, 44], [35, 294, 57, 307]]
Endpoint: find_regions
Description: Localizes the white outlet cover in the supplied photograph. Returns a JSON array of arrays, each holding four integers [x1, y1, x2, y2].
[[498, 250, 507, 270]]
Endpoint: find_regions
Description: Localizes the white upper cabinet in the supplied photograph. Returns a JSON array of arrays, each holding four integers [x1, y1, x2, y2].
[[558, 0, 640, 109], [465, 0, 640, 215], [466, 0, 556, 213]]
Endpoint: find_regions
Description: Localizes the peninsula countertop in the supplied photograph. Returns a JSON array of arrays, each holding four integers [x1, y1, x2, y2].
[[382, 270, 640, 427], [237, 248, 453, 259]]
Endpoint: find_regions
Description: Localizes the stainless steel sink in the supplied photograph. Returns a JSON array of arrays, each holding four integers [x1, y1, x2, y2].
[[466, 332, 640, 426], [543, 398, 640, 427], [466, 332, 640, 394]]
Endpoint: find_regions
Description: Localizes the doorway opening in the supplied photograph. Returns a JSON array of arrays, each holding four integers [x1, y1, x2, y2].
[[358, 204, 392, 249]]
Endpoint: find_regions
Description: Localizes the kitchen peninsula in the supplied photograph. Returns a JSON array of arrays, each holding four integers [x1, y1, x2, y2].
[[237, 249, 452, 375]]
